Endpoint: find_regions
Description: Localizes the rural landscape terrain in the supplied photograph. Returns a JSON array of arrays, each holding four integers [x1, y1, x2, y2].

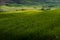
[[0, 0, 60, 40]]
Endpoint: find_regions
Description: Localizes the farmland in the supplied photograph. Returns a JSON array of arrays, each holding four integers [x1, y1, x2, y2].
[[0, 8, 60, 40]]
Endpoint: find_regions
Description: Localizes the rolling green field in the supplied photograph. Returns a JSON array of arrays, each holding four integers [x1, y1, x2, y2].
[[0, 9, 60, 40]]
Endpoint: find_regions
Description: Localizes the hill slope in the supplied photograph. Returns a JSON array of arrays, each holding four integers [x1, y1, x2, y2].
[[0, 9, 60, 40]]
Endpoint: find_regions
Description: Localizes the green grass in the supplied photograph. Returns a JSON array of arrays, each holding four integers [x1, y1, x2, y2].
[[0, 9, 60, 40]]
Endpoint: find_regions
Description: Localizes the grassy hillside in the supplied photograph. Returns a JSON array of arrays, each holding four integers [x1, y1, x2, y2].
[[0, 9, 60, 40]]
